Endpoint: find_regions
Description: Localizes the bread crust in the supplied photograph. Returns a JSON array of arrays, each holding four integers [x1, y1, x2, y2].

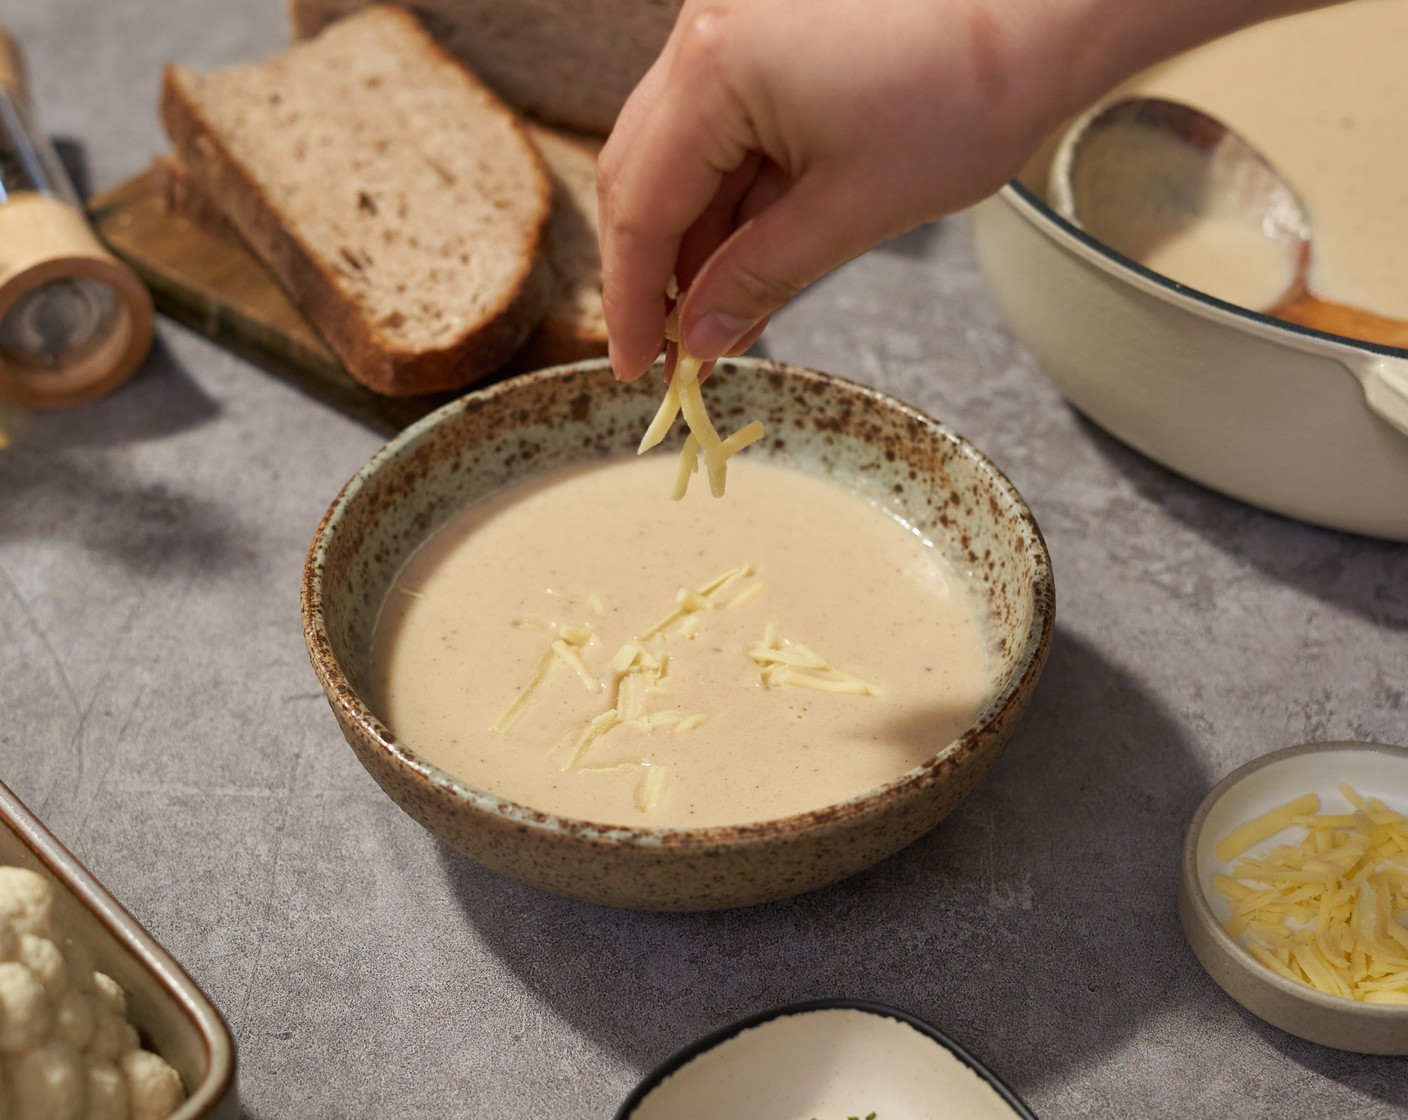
[[153, 152, 241, 242], [159, 9, 552, 397], [510, 125, 608, 372]]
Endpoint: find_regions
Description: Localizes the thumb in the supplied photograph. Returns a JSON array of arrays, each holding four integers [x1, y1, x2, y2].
[[679, 168, 908, 360]]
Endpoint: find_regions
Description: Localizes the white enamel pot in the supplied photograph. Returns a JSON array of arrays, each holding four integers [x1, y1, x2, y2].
[[971, 180, 1408, 541]]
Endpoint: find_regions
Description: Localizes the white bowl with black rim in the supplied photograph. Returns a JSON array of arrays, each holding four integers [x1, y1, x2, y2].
[[615, 998, 1038, 1119]]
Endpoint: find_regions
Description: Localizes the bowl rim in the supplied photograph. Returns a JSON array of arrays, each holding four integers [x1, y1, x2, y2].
[[1180, 738, 1408, 1022], [999, 179, 1408, 360], [612, 997, 1040, 1120], [302, 357, 1056, 849]]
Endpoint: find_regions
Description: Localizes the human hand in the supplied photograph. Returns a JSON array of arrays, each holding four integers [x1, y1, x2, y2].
[[597, 0, 1330, 383], [596, 0, 1081, 382]]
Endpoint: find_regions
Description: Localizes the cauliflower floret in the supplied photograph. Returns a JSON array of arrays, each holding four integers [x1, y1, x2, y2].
[[119, 1050, 183, 1120], [61, 939, 97, 994], [0, 871, 53, 939], [89, 973, 126, 1019], [5, 1040, 84, 1120], [85, 1058, 129, 1120], [87, 1002, 138, 1065], [17, 934, 66, 998], [53, 989, 95, 1052], [0, 921, 19, 964], [0, 962, 51, 1053], [0, 871, 186, 1120]]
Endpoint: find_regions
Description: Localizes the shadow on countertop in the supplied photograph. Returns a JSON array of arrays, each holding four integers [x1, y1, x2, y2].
[[0, 334, 257, 577], [1071, 411, 1408, 632], [436, 626, 1208, 1101]]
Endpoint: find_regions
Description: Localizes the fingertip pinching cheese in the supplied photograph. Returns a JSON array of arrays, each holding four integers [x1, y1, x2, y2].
[[638, 286, 766, 500]]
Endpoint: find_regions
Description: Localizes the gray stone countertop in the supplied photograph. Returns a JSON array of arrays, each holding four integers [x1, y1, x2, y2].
[[3, 2, 1406, 1117]]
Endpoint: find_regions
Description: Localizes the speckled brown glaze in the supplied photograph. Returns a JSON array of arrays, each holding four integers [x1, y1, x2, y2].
[[301, 358, 1056, 911]]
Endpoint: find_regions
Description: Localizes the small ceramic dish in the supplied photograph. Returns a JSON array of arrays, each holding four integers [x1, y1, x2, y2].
[[1179, 740, 1408, 1054], [0, 779, 238, 1117], [302, 357, 1055, 910], [615, 998, 1039, 1119]]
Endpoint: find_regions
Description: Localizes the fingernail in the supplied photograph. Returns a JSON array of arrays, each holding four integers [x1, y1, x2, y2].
[[608, 338, 635, 382], [688, 312, 753, 360]]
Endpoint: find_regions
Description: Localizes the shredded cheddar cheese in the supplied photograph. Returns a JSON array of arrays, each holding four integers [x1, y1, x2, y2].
[[550, 638, 601, 693], [562, 708, 621, 769], [642, 564, 752, 639], [1216, 793, 1320, 862], [636, 765, 668, 813], [493, 623, 596, 733], [725, 583, 764, 610], [637, 287, 766, 500], [749, 625, 885, 697], [491, 647, 558, 734], [492, 563, 883, 816], [1215, 785, 1408, 1002], [670, 433, 700, 500]]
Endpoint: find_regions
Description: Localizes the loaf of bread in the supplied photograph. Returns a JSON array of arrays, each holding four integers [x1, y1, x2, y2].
[[160, 5, 552, 396], [288, 0, 681, 137]]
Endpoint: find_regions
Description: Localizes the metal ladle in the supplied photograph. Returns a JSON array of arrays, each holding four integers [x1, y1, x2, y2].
[[1048, 96, 1408, 349]]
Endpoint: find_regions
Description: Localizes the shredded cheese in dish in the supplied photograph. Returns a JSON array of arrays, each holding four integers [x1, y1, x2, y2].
[[1215, 785, 1408, 1003]]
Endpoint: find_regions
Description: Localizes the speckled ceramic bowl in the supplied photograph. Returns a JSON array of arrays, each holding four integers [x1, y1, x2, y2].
[[301, 357, 1055, 910]]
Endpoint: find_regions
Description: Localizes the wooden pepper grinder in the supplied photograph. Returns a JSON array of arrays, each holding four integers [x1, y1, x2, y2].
[[0, 26, 153, 409]]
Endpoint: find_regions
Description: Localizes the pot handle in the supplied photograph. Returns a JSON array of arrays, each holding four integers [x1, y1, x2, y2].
[[1342, 355, 1408, 439]]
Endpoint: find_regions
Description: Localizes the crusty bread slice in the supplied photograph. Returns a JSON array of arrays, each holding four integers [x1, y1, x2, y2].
[[288, 0, 681, 137], [156, 122, 608, 374], [510, 124, 607, 370], [160, 5, 552, 396], [153, 152, 240, 242]]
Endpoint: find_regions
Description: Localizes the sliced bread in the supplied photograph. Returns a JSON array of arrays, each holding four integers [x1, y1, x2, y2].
[[288, 0, 681, 137], [152, 152, 240, 242], [510, 124, 607, 369], [160, 5, 552, 396], [156, 123, 608, 374]]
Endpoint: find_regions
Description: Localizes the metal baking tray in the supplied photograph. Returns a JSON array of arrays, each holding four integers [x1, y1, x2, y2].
[[0, 779, 237, 1119]]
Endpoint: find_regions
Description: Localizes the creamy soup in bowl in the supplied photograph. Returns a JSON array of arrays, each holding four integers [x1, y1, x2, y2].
[[302, 358, 1054, 910], [370, 454, 995, 830]]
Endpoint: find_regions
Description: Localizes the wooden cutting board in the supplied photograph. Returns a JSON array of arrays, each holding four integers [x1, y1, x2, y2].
[[87, 170, 458, 435]]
